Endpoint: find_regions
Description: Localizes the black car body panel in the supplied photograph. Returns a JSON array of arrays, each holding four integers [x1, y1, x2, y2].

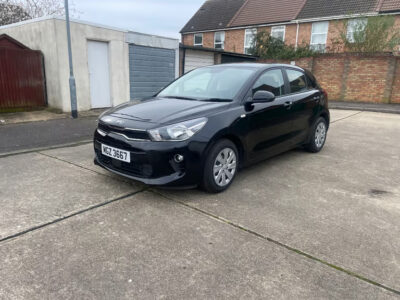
[[94, 63, 330, 187]]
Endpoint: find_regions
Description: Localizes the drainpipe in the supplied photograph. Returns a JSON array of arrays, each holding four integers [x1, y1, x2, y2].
[[295, 21, 300, 50], [182, 48, 186, 75]]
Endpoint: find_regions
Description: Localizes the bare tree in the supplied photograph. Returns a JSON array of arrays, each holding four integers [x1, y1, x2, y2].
[[0, 1, 30, 25], [0, 0, 78, 26]]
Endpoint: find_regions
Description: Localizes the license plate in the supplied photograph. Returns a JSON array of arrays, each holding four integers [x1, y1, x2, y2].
[[101, 144, 131, 163]]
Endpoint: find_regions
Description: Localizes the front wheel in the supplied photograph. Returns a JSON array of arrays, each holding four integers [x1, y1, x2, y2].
[[305, 117, 328, 153], [201, 139, 238, 193]]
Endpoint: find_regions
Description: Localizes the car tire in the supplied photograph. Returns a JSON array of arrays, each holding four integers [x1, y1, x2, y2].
[[201, 139, 239, 193], [305, 117, 328, 153]]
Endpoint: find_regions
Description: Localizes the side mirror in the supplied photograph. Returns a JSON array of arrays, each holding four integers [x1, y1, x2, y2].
[[252, 90, 276, 103]]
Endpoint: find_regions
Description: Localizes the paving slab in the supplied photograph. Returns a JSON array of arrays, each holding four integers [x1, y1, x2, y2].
[[40, 143, 110, 176], [0, 152, 142, 239], [0, 191, 395, 299], [157, 111, 400, 291]]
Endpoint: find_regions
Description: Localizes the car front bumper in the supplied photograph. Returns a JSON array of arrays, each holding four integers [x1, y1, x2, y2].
[[93, 130, 207, 187]]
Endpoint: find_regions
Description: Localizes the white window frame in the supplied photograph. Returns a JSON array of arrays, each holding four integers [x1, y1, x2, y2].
[[310, 21, 329, 52], [271, 25, 286, 42], [194, 33, 203, 46], [347, 19, 367, 43], [214, 31, 225, 50], [244, 28, 257, 54]]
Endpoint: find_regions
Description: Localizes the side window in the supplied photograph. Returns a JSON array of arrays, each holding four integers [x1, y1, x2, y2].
[[252, 69, 285, 97], [286, 69, 307, 93]]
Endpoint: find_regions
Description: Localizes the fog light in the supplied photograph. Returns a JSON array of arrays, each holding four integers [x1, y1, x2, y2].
[[174, 154, 184, 163]]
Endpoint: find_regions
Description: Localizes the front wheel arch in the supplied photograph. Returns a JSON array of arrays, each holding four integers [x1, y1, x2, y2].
[[203, 133, 245, 170]]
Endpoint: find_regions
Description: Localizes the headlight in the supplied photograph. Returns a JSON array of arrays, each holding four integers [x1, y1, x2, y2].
[[148, 118, 207, 141]]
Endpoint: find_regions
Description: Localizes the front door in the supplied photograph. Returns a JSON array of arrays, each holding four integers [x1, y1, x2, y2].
[[87, 40, 111, 108], [244, 68, 295, 162], [284, 68, 320, 145]]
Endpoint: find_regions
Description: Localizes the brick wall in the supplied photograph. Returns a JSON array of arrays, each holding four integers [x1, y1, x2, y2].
[[260, 54, 400, 103], [225, 29, 245, 53]]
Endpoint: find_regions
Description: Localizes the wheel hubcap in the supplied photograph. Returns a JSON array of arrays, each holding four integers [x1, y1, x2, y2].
[[213, 148, 237, 187], [315, 122, 326, 148]]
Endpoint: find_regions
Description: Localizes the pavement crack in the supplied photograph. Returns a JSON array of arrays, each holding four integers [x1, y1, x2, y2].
[[0, 189, 147, 245], [151, 189, 400, 297], [331, 111, 363, 124]]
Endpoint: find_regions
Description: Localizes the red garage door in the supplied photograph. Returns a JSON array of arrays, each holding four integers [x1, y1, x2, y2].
[[0, 34, 46, 111]]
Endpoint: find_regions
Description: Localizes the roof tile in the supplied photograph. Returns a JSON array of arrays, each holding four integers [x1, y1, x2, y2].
[[297, 0, 379, 19], [379, 0, 400, 12], [229, 0, 306, 27], [180, 0, 246, 33]]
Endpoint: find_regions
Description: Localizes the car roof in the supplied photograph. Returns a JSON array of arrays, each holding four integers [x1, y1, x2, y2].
[[204, 63, 304, 71]]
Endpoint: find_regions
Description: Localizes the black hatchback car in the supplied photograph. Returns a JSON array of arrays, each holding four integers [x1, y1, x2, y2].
[[94, 63, 329, 193]]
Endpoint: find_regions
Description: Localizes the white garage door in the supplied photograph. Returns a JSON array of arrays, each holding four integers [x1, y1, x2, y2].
[[87, 41, 111, 108], [184, 50, 214, 73]]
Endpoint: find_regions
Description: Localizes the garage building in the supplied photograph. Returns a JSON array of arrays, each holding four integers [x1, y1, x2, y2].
[[0, 17, 179, 112]]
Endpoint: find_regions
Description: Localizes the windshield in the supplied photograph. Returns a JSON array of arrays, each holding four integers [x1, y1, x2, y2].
[[158, 67, 256, 102]]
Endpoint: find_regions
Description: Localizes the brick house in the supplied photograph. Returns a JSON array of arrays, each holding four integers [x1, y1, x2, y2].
[[181, 0, 400, 55]]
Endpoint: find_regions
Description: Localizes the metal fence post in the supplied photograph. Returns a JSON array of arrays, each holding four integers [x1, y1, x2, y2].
[[65, 0, 78, 118]]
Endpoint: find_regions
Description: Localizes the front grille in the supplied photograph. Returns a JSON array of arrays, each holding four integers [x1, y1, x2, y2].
[[98, 122, 150, 141], [96, 149, 153, 178]]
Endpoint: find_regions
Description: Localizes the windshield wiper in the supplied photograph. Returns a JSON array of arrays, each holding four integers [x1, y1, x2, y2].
[[163, 96, 199, 101], [201, 98, 233, 102]]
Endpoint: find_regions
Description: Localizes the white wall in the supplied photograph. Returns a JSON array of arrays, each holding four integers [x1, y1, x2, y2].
[[52, 18, 130, 112]]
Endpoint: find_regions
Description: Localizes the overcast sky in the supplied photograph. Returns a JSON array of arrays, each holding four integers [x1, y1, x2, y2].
[[73, 0, 204, 39]]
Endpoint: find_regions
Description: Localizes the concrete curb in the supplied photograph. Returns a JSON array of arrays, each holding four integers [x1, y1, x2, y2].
[[329, 101, 400, 115]]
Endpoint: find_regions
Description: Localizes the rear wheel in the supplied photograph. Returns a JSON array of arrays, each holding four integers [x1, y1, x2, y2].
[[201, 139, 238, 193], [305, 117, 327, 153]]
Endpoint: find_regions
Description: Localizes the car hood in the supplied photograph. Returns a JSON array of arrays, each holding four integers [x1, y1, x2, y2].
[[102, 97, 231, 127]]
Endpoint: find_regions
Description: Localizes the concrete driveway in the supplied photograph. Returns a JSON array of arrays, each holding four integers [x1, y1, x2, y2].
[[0, 110, 399, 299]]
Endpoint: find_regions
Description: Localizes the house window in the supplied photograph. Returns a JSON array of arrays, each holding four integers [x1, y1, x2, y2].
[[310, 21, 329, 52], [194, 33, 203, 46], [244, 28, 257, 54], [271, 26, 286, 42], [347, 19, 367, 43], [214, 31, 225, 49]]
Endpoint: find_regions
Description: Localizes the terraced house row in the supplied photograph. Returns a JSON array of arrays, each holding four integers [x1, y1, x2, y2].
[[181, 0, 400, 55]]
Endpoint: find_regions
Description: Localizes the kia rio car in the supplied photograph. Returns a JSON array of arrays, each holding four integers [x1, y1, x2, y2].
[[94, 64, 329, 193]]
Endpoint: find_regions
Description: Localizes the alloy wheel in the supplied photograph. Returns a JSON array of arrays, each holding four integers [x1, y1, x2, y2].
[[213, 148, 237, 187], [315, 122, 327, 149]]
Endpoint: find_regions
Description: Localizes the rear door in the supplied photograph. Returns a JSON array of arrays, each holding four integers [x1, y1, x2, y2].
[[244, 68, 295, 162], [283, 68, 321, 145]]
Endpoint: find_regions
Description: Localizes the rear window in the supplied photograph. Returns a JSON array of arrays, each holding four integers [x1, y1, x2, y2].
[[286, 69, 307, 93]]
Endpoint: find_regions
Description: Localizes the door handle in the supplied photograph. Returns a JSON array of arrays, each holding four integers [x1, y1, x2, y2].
[[283, 101, 293, 109]]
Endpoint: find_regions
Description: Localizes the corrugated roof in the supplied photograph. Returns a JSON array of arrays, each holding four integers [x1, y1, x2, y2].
[[297, 0, 379, 19], [180, 0, 246, 33], [229, 0, 306, 27], [379, 0, 400, 12]]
